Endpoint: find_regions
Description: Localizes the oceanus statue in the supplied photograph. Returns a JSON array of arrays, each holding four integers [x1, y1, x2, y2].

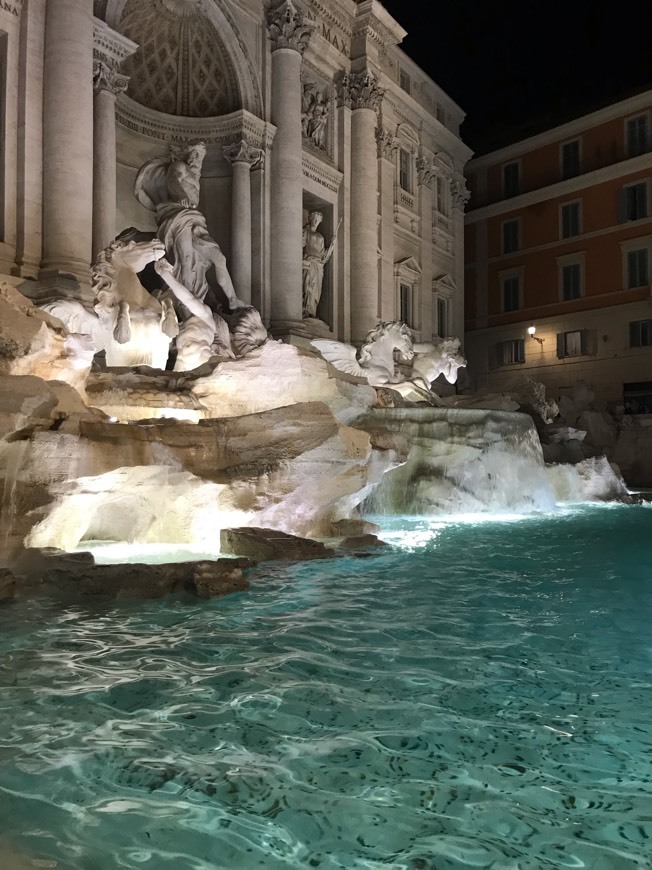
[[134, 141, 245, 312]]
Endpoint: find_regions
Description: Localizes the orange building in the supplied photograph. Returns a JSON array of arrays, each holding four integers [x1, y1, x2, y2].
[[464, 90, 652, 411]]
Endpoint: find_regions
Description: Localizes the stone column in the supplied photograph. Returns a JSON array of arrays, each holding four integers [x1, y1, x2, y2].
[[417, 157, 436, 338], [41, 0, 95, 282], [377, 127, 399, 323], [451, 177, 471, 341], [93, 62, 129, 256], [92, 22, 137, 258], [223, 140, 264, 306], [346, 71, 383, 343], [266, 0, 315, 330]]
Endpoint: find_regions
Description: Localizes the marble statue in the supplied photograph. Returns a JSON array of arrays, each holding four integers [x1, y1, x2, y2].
[[302, 211, 338, 319], [42, 230, 178, 369], [312, 320, 414, 386], [301, 83, 330, 150], [312, 322, 467, 401], [411, 338, 467, 388], [134, 141, 246, 312], [154, 257, 268, 371]]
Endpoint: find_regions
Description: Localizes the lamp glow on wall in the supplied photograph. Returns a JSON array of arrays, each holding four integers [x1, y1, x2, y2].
[[528, 323, 544, 345]]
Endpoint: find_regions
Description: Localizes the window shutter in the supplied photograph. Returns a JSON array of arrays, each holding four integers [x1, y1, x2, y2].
[[630, 321, 640, 347], [581, 329, 597, 356], [617, 188, 627, 223], [556, 333, 565, 358], [489, 343, 501, 370]]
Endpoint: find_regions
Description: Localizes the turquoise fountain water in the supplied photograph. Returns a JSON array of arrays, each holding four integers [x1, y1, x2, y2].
[[1, 504, 651, 869]]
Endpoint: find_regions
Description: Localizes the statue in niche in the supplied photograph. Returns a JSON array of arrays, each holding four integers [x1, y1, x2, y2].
[[42, 230, 178, 369], [301, 82, 330, 150], [153, 257, 268, 371], [134, 141, 246, 312], [302, 211, 339, 319], [312, 321, 466, 402]]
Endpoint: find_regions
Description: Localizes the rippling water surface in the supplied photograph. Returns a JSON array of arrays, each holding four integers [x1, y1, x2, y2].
[[1, 505, 652, 869]]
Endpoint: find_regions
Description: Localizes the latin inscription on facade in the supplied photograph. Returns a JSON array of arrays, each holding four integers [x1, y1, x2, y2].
[[320, 22, 348, 55], [0, 1, 21, 17]]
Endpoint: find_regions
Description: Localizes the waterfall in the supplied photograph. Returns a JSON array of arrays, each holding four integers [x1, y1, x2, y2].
[[365, 408, 557, 516]]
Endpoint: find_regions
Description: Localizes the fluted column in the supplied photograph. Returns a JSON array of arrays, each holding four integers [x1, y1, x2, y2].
[[417, 157, 436, 337], [451, 177, 471, 340], [346, 71, 383, 343], [267, 0, 315, 327], [41, 0, 94, 281], [377, 127, 399, 322], [92, 62, 129, 256], [224, 141, 264, 306]]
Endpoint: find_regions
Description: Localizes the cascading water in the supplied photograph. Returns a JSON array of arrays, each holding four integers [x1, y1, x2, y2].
[[365, 407, 558, 516]]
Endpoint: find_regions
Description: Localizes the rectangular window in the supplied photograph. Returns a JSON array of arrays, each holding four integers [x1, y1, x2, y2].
[[503, 162, 520, 198], [502, 276, 521, 312], [627, 115, 648, 158], [502, 219, 520, 253], [399, 149, 411, 192], [399, 69, 411, 94], [627, 249, 649, 288], [621, 182, 648, 221], [557, 329, 585, 358], [629, 320, 652, 347], [436, 296, 447, 338], [436, 175, 449, 215], [561, 262, 582, 300], [561, 140, 581, 179], [500, 338, 525, 365], [561, 201, 581, 238], [399, 283, 411, 325]]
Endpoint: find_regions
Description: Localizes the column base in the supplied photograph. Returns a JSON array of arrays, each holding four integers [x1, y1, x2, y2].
[[21, 271, 93, 307]]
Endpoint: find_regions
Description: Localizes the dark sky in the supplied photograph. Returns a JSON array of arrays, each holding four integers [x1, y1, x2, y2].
[[380, 0, 652, 155]]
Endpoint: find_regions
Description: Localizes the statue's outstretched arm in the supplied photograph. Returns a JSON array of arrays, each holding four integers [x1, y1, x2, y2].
[[154, 258, 214, 330]]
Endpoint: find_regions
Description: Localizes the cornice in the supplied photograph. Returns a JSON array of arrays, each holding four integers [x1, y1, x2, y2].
[[468, 90, 652, 170], [93, 16, 138, 65], [305, 0, 353, 38], [466, 152, 652, 223], [116, 96, 276, 149]]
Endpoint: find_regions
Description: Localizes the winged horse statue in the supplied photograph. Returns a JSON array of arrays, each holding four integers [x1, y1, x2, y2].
[[312, 322, 466, 403]]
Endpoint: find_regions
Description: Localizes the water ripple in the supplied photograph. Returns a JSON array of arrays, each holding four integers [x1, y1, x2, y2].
[[0, 506, 651, 868]]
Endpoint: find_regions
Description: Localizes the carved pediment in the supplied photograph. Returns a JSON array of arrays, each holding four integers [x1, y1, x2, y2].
[[433, 273, 456, 295], [395, 257, 422, 280]]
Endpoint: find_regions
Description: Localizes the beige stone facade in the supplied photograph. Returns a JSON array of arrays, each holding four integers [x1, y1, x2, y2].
[[1, 0, 471, 345]]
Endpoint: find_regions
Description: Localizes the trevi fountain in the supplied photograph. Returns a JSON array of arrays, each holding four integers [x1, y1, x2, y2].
[[0, 1, 650, 868]]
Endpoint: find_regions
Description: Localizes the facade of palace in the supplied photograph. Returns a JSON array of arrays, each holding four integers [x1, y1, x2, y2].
[[465, 90, 652, 409], [1, 0, 471, 346]]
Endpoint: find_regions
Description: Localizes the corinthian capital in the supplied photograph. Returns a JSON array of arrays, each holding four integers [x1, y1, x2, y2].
[[451, 179, 471, 210], [267, 0, 316, 54], [93, 60, 130, 96], [339, 71, 384, 112], [223, 139, 264, 170]]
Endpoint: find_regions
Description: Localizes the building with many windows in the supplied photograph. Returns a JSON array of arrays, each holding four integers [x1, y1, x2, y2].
[[1, 0, 470, 348], [464, 90, 652, 410]]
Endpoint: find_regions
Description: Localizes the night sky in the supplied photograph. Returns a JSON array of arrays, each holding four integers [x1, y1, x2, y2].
[[380, 0, 652, 156]]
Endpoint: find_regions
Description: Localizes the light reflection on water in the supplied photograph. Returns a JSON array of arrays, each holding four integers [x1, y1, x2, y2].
[[1, 504, 651, 869]]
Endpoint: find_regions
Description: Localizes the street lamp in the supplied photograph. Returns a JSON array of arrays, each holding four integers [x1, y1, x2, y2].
[[528, 323, 544, 345]]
